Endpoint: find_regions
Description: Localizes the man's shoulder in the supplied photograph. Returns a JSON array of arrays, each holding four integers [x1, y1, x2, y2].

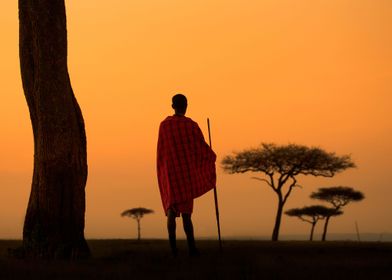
[[160, 116, 172, 124], [160, 116, 198, 126]]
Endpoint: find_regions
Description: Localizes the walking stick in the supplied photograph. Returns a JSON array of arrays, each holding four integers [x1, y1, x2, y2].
[[207, 118, 222, 251]]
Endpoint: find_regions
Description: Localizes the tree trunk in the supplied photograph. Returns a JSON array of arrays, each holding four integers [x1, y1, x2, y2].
[[137, 219, 141, 241], [19, 0, 90, 259], [272, 196, 284, 241], [309, 223, 316, 241], [322, 216, 331, 241]]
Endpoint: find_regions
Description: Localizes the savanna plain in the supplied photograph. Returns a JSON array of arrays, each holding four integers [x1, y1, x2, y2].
[[1, 239, 391, 279]]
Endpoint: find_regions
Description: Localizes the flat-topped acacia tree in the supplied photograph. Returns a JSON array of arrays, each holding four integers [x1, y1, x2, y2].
[[19, 0, 89, 258], [122, 208, 154, 241], [222, 143, 355, 241], [311, 186, 365, 241], [285, 205, 342, 241]]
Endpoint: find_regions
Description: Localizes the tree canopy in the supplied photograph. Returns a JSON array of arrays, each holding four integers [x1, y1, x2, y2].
[[121, 208, 154, 219], [310, 186, 365, 208], [222, 143, 355, 178], [285, 205, 342, 222]]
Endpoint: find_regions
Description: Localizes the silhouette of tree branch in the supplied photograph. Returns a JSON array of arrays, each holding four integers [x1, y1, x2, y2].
[[251, 177, 272, 188]]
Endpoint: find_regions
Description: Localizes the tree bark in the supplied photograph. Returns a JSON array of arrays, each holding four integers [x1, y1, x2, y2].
[[322, 216, 331, 241], [137, 219, 141, 241], [19, 0, 90, 259], [272, 196, 284, 241], [309, 223, 316, 241]]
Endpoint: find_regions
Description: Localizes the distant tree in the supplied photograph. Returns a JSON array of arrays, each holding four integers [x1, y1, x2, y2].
[[222, 143, 355, 241], [121, 208, 154, 241], [311, 186, 365, 241], [285, 205, 342, 241]]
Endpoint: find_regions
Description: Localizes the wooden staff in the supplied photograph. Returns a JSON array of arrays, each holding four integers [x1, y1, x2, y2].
[[207, 118, 222, 251]]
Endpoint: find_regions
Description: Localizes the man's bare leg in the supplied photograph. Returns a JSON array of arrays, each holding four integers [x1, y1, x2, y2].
[[182, 213, 199, 256], [167, 209, 177, 256]]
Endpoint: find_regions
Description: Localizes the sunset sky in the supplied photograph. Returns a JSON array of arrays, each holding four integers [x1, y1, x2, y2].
[[1, 0, 391, 240]]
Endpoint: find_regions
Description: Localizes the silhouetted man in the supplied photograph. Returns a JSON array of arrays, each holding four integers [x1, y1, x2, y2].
[[157, 94, 216, 256]]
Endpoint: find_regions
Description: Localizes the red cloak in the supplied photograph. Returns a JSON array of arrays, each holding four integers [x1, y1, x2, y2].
[[157, 115, 216, 214]]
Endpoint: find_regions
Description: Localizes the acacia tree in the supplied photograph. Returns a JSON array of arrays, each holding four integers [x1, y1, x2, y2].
[[311, 186, 364, 241], [19, 0, 89, 258], [121, 208, 154, 241], [222, 143, 355, 241], [285, 205, 342, 241]]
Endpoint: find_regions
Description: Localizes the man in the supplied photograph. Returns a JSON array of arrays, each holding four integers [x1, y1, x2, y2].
[[157, 94, 216, 256]]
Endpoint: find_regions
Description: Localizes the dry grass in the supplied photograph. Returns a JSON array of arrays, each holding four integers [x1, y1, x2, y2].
[[1, 239, 391, 279]]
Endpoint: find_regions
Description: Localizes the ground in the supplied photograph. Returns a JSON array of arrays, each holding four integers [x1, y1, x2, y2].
[[0, 240, 391, 279]]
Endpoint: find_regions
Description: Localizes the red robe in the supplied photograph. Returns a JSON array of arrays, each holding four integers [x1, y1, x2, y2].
[[157, 115, 216, 214]]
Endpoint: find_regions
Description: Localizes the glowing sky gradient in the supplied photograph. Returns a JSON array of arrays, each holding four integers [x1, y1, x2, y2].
[[1, 0, 391, 239]]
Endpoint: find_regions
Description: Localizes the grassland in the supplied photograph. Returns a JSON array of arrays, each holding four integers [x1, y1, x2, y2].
[[1, 239, 391, 279]]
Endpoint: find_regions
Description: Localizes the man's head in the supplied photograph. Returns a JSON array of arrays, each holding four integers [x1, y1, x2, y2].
[[172, 94, 188, 115]]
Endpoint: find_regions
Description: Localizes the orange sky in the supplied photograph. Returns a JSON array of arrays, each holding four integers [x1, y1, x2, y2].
[[1, 0, 391, 239]]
